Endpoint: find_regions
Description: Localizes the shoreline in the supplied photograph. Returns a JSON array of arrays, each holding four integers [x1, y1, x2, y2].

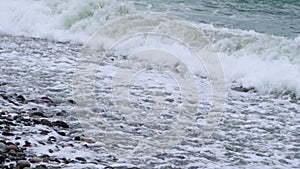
[[0, 34, 299, 169]]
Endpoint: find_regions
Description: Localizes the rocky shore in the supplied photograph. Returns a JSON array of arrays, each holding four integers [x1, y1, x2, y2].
[[0, 93, 116, 169], [0, 35, 299, 169]]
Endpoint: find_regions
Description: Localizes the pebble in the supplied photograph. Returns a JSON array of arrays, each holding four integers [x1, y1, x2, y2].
[[62, 158, 70, 164], [35, 165, 48, 169], [39, 130, 50, 135], [23, 141, 31, 147], [16, 160, 31, 169], [104, 167, 115, 169], [0, 154, 6, 163], [74, 136, 80, 141], [0, 142, 7, 152], [40, 97, 54, 104], [30, 112, 46, 117], [41, 119, 52, 127], [7, 144, 18, 151], [16, 95, 26, 103], [53, 120, 69, 128], [165, 98, 174, 102], [56, 131, 66, 136], [231, 86, 255, 93], [75, 157, 87, 163], [2, 131, 14, 136], [8, 149, 16, 156], [29, 157, 42, 163], [48, 136, 57, 142], [67, 99, 76, 104]]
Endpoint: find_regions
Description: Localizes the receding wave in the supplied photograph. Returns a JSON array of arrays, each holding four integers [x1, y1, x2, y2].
[[0, 0, 299, 97]]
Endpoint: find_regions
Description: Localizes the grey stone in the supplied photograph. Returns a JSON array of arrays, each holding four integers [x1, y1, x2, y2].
[[16, 160, 31, 169]]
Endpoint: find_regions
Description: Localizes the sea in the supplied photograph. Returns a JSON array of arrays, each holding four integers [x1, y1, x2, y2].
[[0, 0, 299, 168]]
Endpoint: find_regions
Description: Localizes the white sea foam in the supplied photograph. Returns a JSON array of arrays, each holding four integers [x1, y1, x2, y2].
[[0, 0, 299, 97], [0, 0, 134, 43]]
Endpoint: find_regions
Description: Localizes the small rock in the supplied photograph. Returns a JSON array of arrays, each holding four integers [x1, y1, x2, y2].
[[40, 97, 54, 104], [35, 164, 48, 169], [75, 157, 87, 162], [30, 112, 46, 117], [232, 86, 255, 93], [39, 130, 50, 135], [165, 98, 174, 102], [39, 155, 49, 163], [2, 131, 14, 136], [16, 95, 26, 103], [104, 167, 114, 169], [7, 144, 18, 151], [41, 119, 52, 127], [74, 136, 80, 141], [0, 82, 7, 86], [8, 149, 16, 156], [62, 158, 70, 164], [67, 99, 76, 104], [80, 137, 95, 143], [48, 136, 57, 142], [48, 157, 60, 163], [0, 142, 7, 152], [32, 119, 41, 125], [0, 94, 8, 100], [53, 121, 69, 128], [56, 131, 66, 136], [29, 157, 42, 163], [0, 154, 6, 163], [23, 141, 31, 147], [16, 160, 31, 169]]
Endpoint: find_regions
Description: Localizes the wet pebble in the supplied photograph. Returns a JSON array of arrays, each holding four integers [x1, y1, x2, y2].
[[74, 136, 80, 141], [41, 119, 52, 127], [16, 160, 31, 169], [47, 136, 57, 142], [2, 131, 14, 136], [23, 141, 31, 147], [104, 167, 115, 169], [232, 86, 255, 93], [40, 97, 54, 104], [16, 95, 26, 103], [52, 120, 69, 128], [0, 142, 7, 152], [56, 131, 66, 136], [75, 157, 87, 163], [29, 157, 43, 163], [39, 130, 50, 135], [30, 112, 46, 117], [67, 99, 76, 104], [7, 144, 18, 151], [0, 154, 7, 163], [8, 149, 16, 156], [34, 164, 48, 169]]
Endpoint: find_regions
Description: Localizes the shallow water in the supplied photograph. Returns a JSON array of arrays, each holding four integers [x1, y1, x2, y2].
[[1, 35, 299, 168], [0, 0, 299, 168]]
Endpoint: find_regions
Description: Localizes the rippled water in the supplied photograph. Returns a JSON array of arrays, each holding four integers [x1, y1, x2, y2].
[[133, 0, 300, 38], [1, 35, 299, 168], [1, 0, 300, 168]]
